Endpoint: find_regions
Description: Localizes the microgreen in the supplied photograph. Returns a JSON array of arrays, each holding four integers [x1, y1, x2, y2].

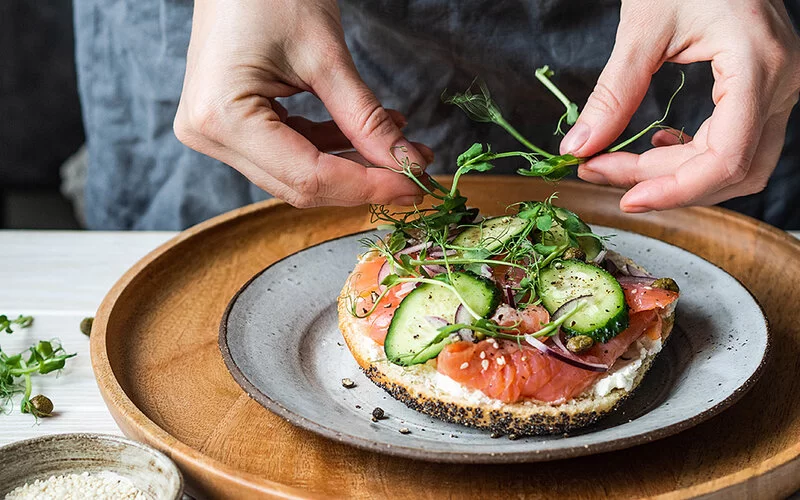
[[607, 71, 686, 152], [535, 65, 579, 135], [349, 65, 683, 366], [0, 316, 76, 418], [1, 315, 33, 334], [444, 67, 685, 180]]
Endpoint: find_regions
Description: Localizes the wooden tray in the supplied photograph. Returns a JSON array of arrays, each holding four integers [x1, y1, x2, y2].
[[91, 177, 800, 499]]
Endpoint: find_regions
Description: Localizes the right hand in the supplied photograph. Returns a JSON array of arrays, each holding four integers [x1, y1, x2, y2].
[[174, 0, 433, 208]]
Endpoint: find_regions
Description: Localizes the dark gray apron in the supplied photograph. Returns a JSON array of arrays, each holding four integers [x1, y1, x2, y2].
[[74, 0, 800, 230]]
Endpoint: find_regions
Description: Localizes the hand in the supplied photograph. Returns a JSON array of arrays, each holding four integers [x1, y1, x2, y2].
[[173, 0, 432, 208], [559, 0, 800, 212]]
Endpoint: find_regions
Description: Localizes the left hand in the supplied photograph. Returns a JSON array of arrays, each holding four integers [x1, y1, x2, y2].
[[559, 0, 800, 212]]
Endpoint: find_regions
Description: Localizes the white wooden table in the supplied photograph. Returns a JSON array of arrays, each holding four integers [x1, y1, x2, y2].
[[0, 231, 174, 444], [2, 229, 799, 498]]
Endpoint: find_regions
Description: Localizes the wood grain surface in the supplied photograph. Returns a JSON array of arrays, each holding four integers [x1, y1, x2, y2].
[[90, 178, 800, 499]]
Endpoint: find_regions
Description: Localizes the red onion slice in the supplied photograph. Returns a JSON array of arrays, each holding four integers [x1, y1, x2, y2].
[[625, 263, 654, 279], [427, 248, 458, 259], [591, 248, 607, 264], [551, 295, 593, 321], [424, 316, 449, 329], [615, 275, 656, 286], [528, 295, 610, 372], [422, 264, 447, 276], [377, 260, 391, 284], [478, 264, 492, 279], [603, 258, 619, 276], [397, 281, 419, 295], [524, 335, 608, 372], [454, 304, 474, 341], [504, 286, 516, 308], [396, 241, 434, 256]]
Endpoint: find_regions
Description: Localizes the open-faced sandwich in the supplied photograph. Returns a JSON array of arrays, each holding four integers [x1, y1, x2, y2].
[[338, 72, 683, 436], [338, 193, 680, 436]]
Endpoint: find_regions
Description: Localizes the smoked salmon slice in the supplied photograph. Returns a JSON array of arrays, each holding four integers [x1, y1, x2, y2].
[[349, 255, 413, 345], [436, 309, 660, 403], [619, 281, 679, 312]]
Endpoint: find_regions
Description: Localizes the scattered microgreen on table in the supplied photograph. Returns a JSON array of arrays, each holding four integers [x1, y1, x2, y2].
[[0, 315, 77, 418], [1, 314, 33, 334]]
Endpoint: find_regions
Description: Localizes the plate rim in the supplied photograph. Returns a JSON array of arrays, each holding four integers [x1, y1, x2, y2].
[[218, 229, 771, 464]]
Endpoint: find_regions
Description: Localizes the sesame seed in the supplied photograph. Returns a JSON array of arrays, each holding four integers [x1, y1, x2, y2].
[[459, 362, 469, 370], [399, 427, 411, 434], [496, 356, 506, 366], [481, 359, 490, 371], [480, 351, 486, 359], [341, 378, 356, 389]]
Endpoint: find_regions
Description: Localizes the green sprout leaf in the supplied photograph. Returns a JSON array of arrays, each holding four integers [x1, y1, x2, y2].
[[517, 154, 582, 181], [1, 315, 34, 334], [456, 143, 486, 166], [535, 214, 553, 232], [0, 315, 76, 419]]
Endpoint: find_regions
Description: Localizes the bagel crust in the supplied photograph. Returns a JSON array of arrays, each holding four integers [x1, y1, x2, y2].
[[337, 250, 676, 436]]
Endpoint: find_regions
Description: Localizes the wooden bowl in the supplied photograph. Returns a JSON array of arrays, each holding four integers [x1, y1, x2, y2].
[[90, 177, 800, 499]]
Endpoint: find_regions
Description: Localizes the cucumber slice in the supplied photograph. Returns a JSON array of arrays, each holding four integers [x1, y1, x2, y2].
[[384, 272, 501, 366], [541, 208, 603, 261], [539, 260, 628, 343], [451, 216, 530, 254]]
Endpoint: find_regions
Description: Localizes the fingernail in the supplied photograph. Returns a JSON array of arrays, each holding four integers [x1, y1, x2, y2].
[[577, 167, 608, 185], [391, 195, 425, 206], [620, 203, 651, 214], [560, 122, 590, 155], [620, 190, 651, 213], [392, 138, 430, 168]]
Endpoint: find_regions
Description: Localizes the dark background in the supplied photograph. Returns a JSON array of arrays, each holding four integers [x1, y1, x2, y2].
[[1, 0, 82, 229]]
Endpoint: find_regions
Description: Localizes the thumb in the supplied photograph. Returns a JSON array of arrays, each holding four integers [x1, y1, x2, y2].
[[313, 58, 430, 171], [560, 28, 665, 157]]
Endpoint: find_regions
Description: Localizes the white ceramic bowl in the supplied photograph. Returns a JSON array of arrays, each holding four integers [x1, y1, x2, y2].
[[0, 433, 183, 499]]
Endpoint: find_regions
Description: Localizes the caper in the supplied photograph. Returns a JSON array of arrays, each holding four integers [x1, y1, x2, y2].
[[562, 247, 586, 261], [27, 395, 53, 417], [474, 332, 486, 341], [566, 335, 594, 353], [652, 277, 680, 293], [79, 317, 94, 337]]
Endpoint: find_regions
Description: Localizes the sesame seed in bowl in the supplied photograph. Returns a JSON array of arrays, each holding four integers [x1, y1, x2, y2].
[[0, 434, 182, 500]]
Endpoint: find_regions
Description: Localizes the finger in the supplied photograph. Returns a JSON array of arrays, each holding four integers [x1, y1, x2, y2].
[[218, 97, 424, 206], [691, 108, 791, 206], [311, 58, 430, 171], [199, 140, 424, 208], [578, 141, 699, 188], [285, 110, 409, 153], [651, 128, 693, 147], [619, 62, 767, 212], [285, 116, 353, 152], [560, 13, 668, 156]]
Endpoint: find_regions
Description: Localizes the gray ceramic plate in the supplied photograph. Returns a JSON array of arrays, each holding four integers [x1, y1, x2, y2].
[[219, 228, 769, 463]]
